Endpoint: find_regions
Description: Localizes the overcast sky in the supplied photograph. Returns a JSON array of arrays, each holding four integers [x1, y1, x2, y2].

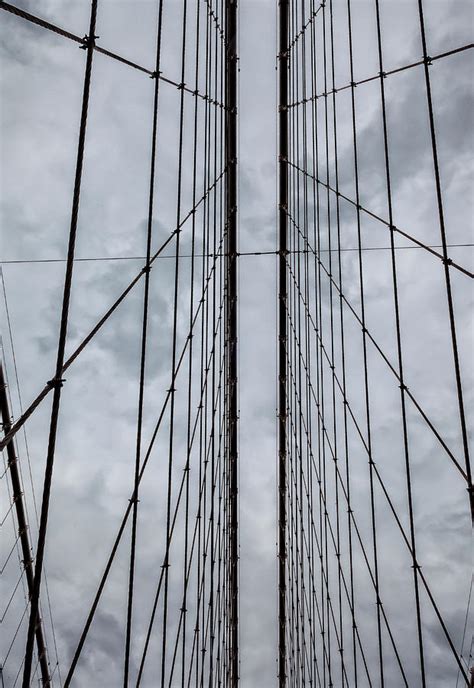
[[1, 0, 473, 686]]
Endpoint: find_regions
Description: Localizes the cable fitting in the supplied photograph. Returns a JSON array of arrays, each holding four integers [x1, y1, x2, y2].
[[80, 34, 98, 49], [47, 378, 66, 389]]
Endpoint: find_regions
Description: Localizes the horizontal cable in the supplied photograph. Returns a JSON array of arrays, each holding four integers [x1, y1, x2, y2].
[[2, 244, 472, 266], [287, 43, 473, 108]]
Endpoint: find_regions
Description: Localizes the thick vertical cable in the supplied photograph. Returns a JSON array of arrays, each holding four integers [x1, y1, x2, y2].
[[225, 0, 238, 682], [21, 3, 98, 686], [0, 364, 50, 687], [278, 0, 289, 683]]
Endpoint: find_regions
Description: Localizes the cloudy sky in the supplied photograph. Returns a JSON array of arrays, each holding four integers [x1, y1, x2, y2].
[[1, 0, 473, 686]]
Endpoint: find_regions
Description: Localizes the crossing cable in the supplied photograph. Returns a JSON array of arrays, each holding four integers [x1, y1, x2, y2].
[[122, 0, 166, 682], [415, 0, 474, 523], [62, 227, 228, 687], [168, 374, 227, 687], [165, 338, 227, 687], [286, 42, 473, 107], [0, 364, 50, 686], [286, 161, 473, 279], [285, 206, 469, 481], [284, 217, 469, 683], [284, 302, 407, 683], [284, 264, 408, 683], [0, 168, 227, 455], [1, 272, 62, 685], [285, 254, 384, 682], [0, 2, 229, 111], [135, 317, 227, 685], [21, 2, 98, 686]]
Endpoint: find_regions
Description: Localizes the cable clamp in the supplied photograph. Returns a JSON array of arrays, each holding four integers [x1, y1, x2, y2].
[[278, 104, 288, 113], [350, 81, 357, 88], [442, 256, 453, 266], [177, 82, 186, 90], [141, 265, 152, 275], [167, 385, 176, 393], [379, 71, 387, 79], [80, 34, 99, 49], [47, 377, 66, 389], [424, 55, 433, 66], [399, 383, 409, 392]]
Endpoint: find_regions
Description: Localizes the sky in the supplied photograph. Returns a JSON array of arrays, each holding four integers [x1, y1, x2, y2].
[[0, 0, 473, 686]]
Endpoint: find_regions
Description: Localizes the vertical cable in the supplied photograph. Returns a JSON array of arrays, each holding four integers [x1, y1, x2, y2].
[[21, 3, 98, 686], [225, 0, 239, 682], [123, 0, 166, 682], [415, 0, 473, 521], [161, 0, 190, 681], [372, 0, 426, 682], [277, 0, 289, 682]]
